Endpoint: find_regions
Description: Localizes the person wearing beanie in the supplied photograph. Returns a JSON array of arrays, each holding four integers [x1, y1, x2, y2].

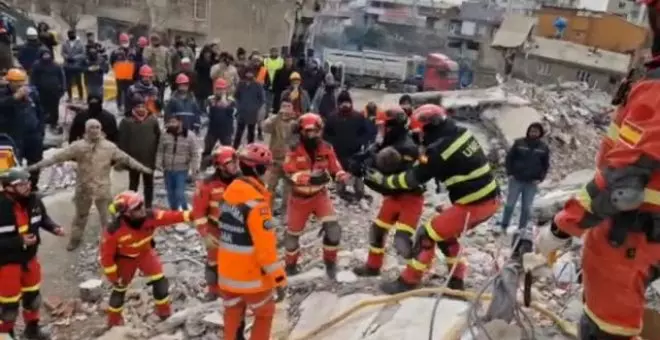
[[324, 90, 370, 202], [68, 94, 118, 144], [311, 72, 341, 119]]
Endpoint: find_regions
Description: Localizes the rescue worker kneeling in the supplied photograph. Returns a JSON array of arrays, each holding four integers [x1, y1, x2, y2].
[[192, 146, 240, 300], [217, 143, 287, 340], [0, 167, 64, 340], [366, 104, 500, 294], [100, 191, 191, 327], [283, 113, 350, 279], [354, 107, 425, 276]]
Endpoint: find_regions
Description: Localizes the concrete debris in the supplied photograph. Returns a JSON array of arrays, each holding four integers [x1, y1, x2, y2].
[[78, 279, 104, 303]]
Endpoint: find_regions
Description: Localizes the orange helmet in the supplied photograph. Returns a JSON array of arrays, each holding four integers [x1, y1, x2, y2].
[[237, 143, 273, 167], [5, 68, 26, 82], [119, 33, 129, 44], [214, 78, 229, 89], [212, 146, 237, 166], [137, 36, 148, 48], [139, 65, 153, 77], [298, 113, 323, 130], [175, 73, 189, 84], [378, 107, 408, 126], [110, 190, 144, 215], [412, 104, 447, 129]]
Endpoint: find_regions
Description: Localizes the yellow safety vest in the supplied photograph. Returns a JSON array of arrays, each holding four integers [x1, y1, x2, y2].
[[264, 57, 284, 84]]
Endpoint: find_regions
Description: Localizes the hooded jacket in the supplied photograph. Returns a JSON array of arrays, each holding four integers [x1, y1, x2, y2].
[[164, 93, 202, 132], [505, 122, 550, 182], [30, 49, 65, 95], [68, 95, 118, 144], [194, 47, 215, 99]]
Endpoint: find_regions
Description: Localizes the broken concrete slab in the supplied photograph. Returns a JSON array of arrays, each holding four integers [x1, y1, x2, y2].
[[78, 279, 103, 303], [485, 105, 542, 147], [290, 291, 339, 338], [316, 293, 381, 340]]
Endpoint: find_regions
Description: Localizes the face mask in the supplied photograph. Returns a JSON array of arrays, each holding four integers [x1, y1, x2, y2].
[[121, 43, 129, 48], [166, 126, 179, 133], [126, 216, 146, 228], [302, 136, 319, 150], [68, 34, 76, 40], [340, 105, 352, 113]]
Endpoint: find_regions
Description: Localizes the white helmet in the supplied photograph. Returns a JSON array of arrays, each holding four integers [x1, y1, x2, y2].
[[26, 27, 37, 37]]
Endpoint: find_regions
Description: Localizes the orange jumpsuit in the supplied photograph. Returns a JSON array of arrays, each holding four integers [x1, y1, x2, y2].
[[100, 209, 190, 326], [216, 176, 286, 340], [192, 174, 232, 297], [282, 141, 347, 267], [552, 75, 660, 338]]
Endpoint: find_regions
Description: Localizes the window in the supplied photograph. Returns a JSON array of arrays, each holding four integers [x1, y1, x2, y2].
[[537, 62, 551, 75], [618, 1, 626, 9], [577, 70, 591, 83], [193, 0, 208, 20], [121, 0, 132, 7]]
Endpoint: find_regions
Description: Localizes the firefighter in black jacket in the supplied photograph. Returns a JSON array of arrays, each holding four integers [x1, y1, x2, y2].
[[0, 167, 65, 339], [365, 104, 500, 294], [353, 107, 426, 276]]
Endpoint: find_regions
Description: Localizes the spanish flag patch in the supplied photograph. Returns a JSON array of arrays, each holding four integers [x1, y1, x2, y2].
[[618, 119, 643, 147]]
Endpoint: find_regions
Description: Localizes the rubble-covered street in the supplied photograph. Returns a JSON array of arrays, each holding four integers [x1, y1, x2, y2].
[[32, 80, 660, 340]]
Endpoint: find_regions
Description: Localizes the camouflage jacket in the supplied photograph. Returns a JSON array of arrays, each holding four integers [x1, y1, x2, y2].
[[28, 137, 150, 194], [262, 114, 297, 163]]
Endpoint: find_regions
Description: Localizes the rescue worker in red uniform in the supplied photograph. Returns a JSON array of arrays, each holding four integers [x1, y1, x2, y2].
[[535, 3, 660, 338], [0, 167, 64, 340], [101, 191, 191, 327], [283, 113, 350, 279], [353, 108, 425, 276], [366, 104, 500, 293], [192, 146, 240, 300], [217, 143, 287, 340]]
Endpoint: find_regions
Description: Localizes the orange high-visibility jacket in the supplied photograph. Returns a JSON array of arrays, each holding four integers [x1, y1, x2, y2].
[[216, 177, 286, 293]]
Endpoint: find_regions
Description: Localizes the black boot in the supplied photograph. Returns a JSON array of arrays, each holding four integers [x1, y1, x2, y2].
[[325, 260, 337, 280], [353, 265, 380, 277], [447, 277, 465, 291], [285, 264, 300, 276], [23, 321, 50, 340], [380, 277, 417, 295]]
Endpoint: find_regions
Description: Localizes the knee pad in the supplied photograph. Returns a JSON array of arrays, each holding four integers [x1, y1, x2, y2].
[[151, 277, 169, 300], [0, 303, 19, 322], [284, 233, 300, 253], [205, 264, 218, 285], [393, 231, 413, 259], [368, 223, 388, 246], [21, 291, 41, 311], [322, 221, 341, 246], [109, 288, 126, 308], [578, 313, 633, 340]]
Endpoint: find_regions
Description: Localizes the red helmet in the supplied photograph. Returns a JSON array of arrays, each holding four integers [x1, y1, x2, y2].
[[298, 113, 323, 130], [175, 73, 190, 84], [119, 33, 129, 44], [137, 36, 148, 48], [412, 104, 447, 129], [139, 65, 153, 77], [110, 190, 144, 215], [237, 143, 273, 167], [212, 146, 237, 166], [214, 78, 229, 89]]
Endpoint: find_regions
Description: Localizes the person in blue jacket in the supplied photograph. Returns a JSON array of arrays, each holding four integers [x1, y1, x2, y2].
[[30, 48, 65, 132], [164, 73, 202, 134]]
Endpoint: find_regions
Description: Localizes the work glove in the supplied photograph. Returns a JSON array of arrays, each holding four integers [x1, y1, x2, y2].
[[535, 226, 569, 258], [204, 234, 219, 249], [106, 271, 119, 285], [275, 286, 286, 303]]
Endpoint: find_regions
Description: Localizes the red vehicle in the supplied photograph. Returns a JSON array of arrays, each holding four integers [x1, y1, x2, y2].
[[423, 53, 459, 91]]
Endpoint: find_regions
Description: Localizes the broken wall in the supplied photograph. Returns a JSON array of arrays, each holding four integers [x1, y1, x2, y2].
[[209, 0, 297, 53]]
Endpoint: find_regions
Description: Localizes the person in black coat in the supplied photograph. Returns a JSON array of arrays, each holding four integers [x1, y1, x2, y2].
[[271, 56, 296, 114], [194, 45, 215, 107], [68, 94, 118, 144], [30, 48, 64, 131]]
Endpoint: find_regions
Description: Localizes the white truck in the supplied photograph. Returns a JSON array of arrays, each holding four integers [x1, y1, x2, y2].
[[322, 48, 424, 92]]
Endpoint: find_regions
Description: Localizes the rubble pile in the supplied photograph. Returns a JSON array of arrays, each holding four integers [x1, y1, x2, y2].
[[502, 80, 613, 181]]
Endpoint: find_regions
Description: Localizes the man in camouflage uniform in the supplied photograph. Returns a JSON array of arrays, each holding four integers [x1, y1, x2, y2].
[[27, 119, 152, 250]]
